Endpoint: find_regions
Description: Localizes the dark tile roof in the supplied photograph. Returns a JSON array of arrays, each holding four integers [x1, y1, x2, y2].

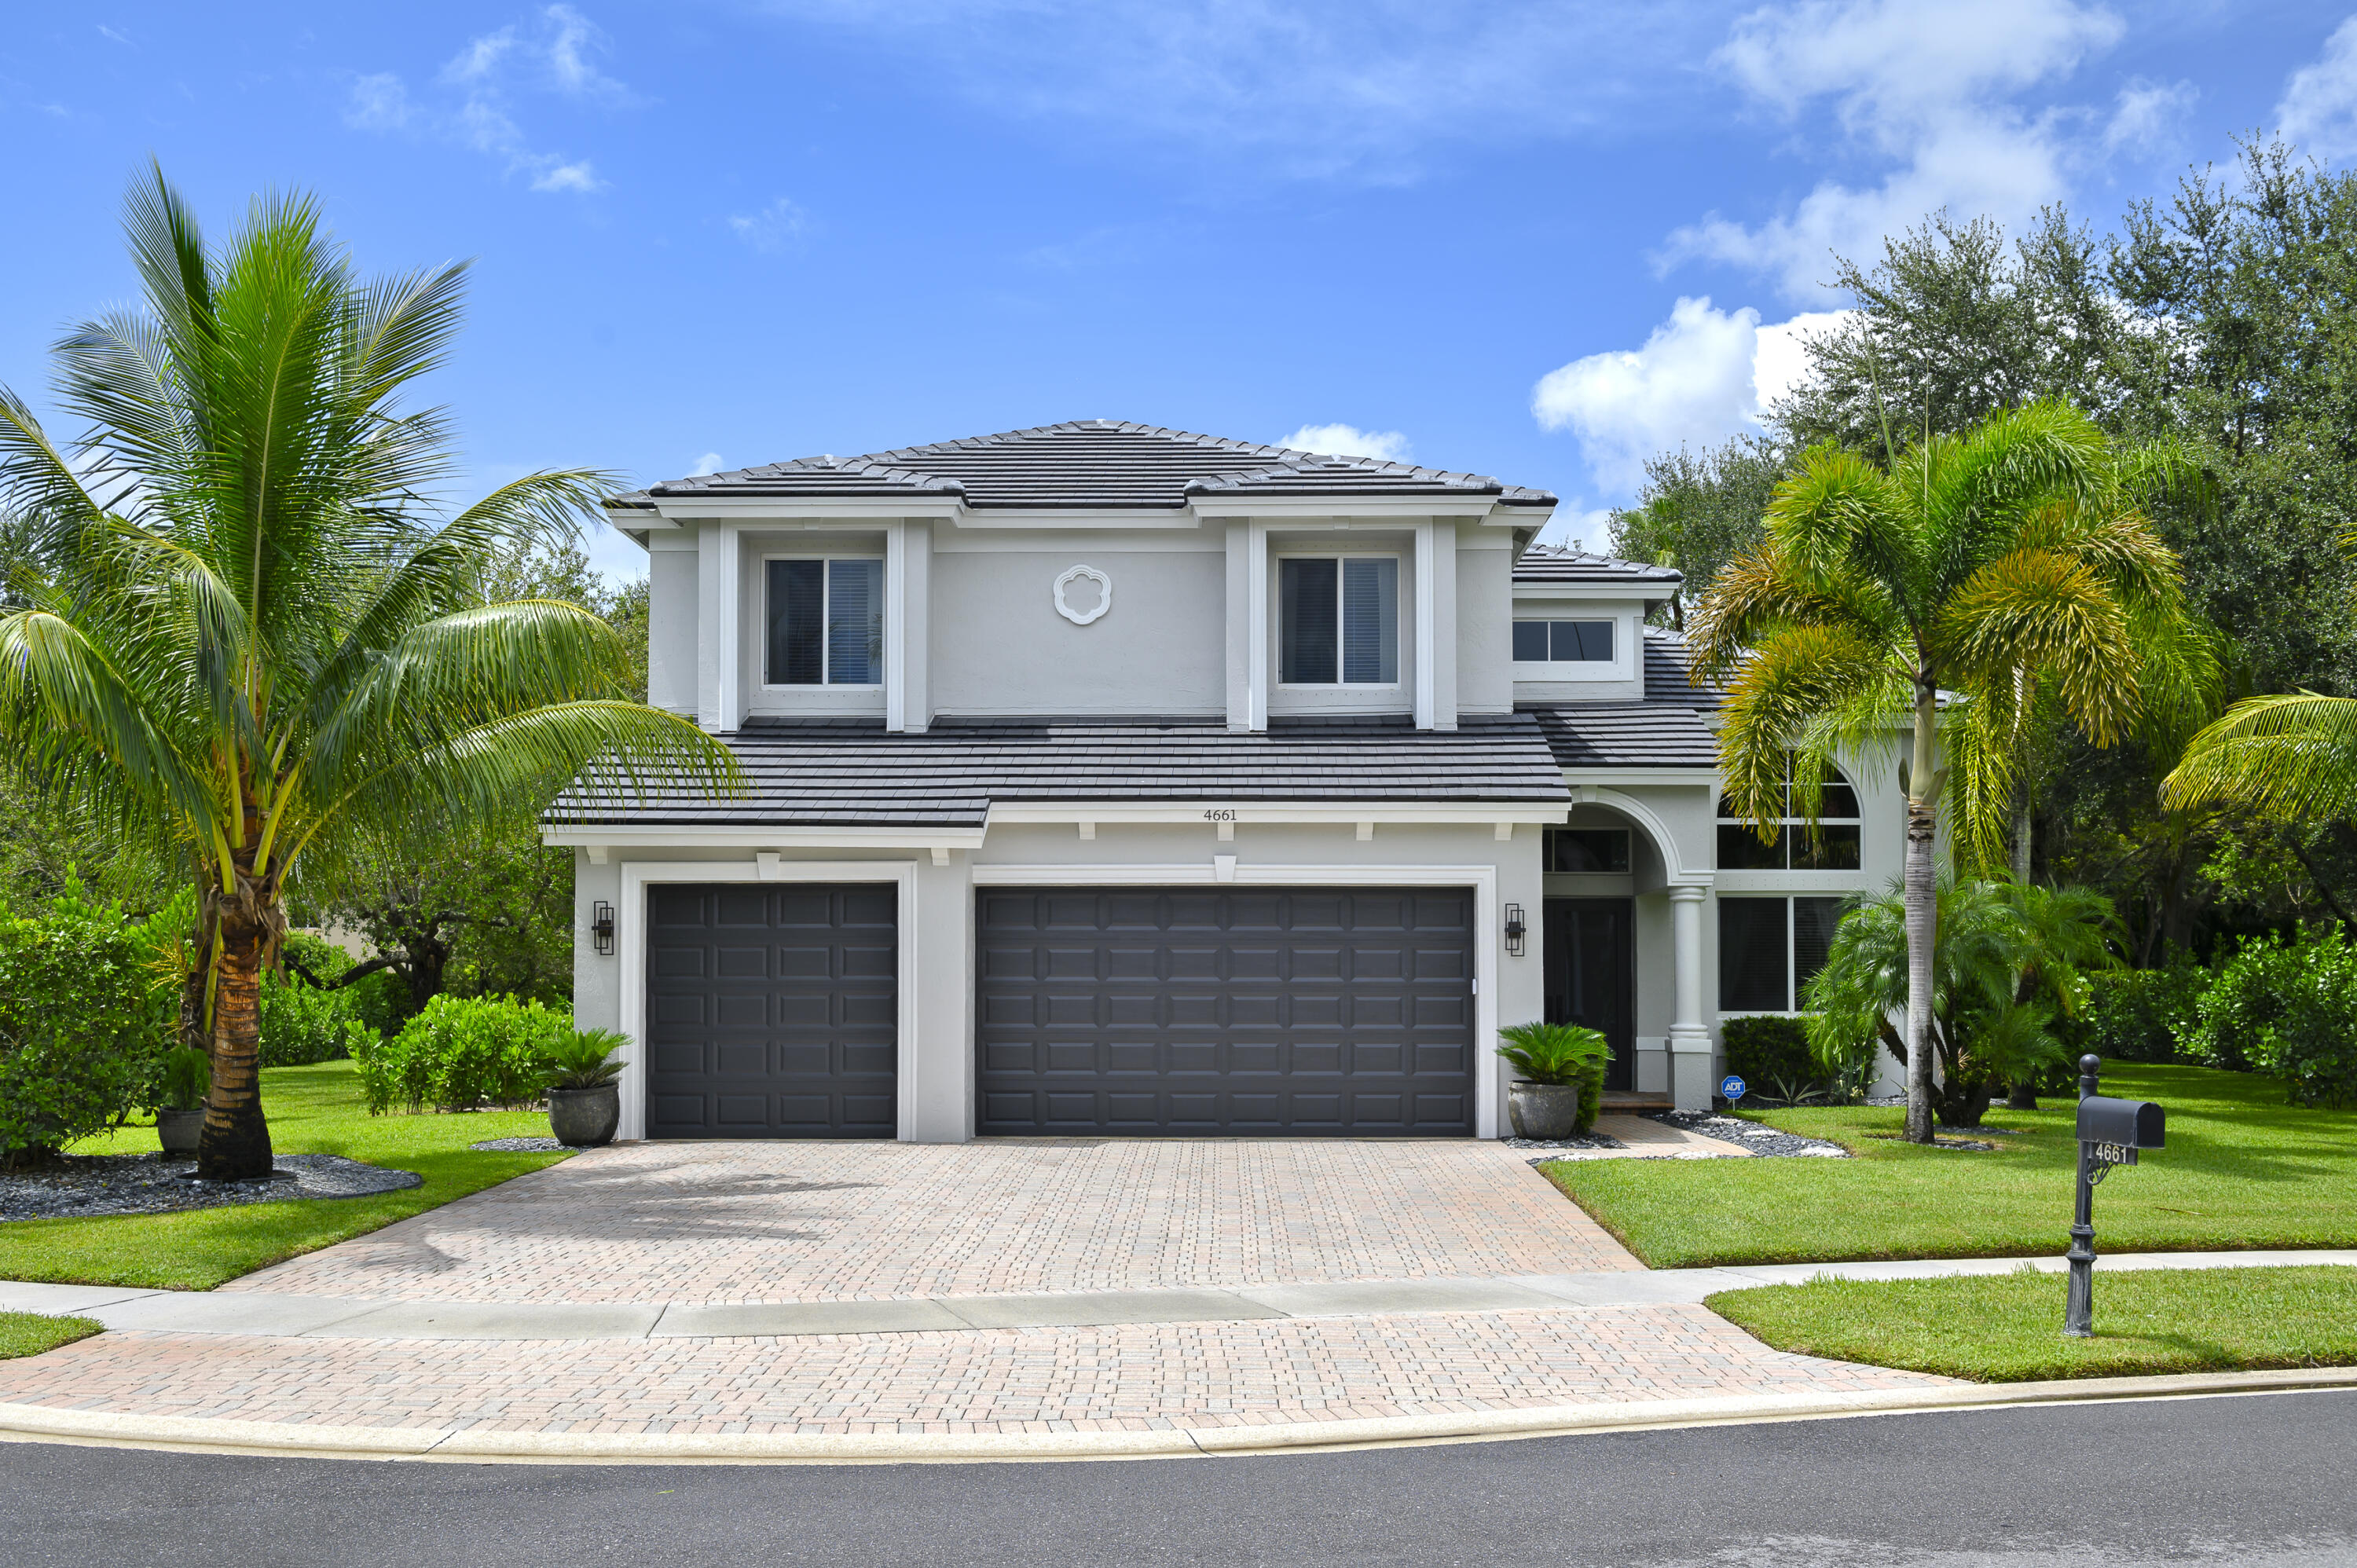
[[1644, 629, 1721, 709], [552, 714, 1573, 830], [1513, 545, 1682, 585], [1520, 704, 1719, 769], [611, 421, 1555, 512]]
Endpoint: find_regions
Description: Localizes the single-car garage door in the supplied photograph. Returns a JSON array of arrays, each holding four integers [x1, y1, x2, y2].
[[645, 884, 896, 1138], [976, 886, 1475, 1136]]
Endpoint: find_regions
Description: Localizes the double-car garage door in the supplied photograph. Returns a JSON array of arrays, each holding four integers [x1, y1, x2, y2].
[[645, 881, 1475, 1139]]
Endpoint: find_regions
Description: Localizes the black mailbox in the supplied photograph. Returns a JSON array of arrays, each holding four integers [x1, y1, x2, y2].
[[2077, 1095, 2165, 1152]]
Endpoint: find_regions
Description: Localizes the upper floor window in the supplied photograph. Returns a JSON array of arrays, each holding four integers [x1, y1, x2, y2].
[[766, 558, 882, 687], [1717, 760, 1861, 870], [1281, 556, 1397, 685], [1514, 618, 1615, 664]]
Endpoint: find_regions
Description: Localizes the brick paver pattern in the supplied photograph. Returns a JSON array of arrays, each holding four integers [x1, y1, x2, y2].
[[0, 1305, 1948, 1436], [223, 1139, 1640, 1305]]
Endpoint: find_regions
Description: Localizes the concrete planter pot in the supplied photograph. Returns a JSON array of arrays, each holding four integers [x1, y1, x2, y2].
[[547, 1085, 620, 1148], [1506, 1081, 1589, 1140], [156, 1108, 206, 1156]]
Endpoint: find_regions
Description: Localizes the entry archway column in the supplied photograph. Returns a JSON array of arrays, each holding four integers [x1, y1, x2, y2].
[[1667, 882, 1714, 1111]]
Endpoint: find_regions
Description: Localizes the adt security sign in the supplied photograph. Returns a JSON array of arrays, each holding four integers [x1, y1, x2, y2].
[[1720, 1075, 1747, 1103]]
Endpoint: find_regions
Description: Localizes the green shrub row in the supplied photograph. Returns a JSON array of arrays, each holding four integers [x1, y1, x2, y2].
[[258, 933, 393, 1066], [0, 885, 177, 1163], [350, 994, 573, 1114]]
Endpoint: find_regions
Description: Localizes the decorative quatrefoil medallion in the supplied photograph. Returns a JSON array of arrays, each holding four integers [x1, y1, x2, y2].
[[1053, 564, 1113, 626]]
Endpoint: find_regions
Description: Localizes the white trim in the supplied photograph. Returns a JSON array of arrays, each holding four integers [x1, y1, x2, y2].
[[970, 860, 1501, 1137], [1414, 521, 1436, 729], [934, 533, 1220, 554], [1593, 788, 1711, 882], [1508, 581, 1676, 602], [1509, 609, 1637, 683], [1052, 564, 1113, 626], [984, 801, 1568, 826], [1560, 769, 1718, 786], [615, 859, 920, 1143], [1189, 496, 1508, 520], [544, 827, 985, 851], [885, 523, 907, 729], [1247, 521, 1270, 731], [1711, 870, 1875, 892]]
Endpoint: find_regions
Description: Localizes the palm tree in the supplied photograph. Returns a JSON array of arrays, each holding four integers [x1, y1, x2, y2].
[[1691, 403, 2198, 1141], [2165, 693, 2357, 823], [0, 168, 736, 1178]]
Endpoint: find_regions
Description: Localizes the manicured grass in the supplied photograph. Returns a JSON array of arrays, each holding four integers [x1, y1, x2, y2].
[[0, 1061, 570, 1291], [1548, 1064, 2357, 1269], [0, 1311, 103, 1360], [1708, 1265, 2357, 1381]]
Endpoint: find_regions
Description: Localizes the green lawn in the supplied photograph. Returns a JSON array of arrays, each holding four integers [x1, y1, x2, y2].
[[1548, 1064, 2357, 1269], [0, 1061, 570, 1291], [1709, 1265, 2357, 1381], [0, 1311, 103, 1360]]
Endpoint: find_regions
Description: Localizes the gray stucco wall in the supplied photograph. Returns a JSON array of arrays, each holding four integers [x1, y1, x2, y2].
[[1457, 536, 1514, 716], [645, 539, 698, 716]]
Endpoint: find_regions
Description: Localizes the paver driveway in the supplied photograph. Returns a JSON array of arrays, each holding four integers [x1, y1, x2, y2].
[[224, 1138, 1640, 1304]]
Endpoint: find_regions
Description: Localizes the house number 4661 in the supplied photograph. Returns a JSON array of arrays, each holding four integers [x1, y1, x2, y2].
[[1202, 809, 1237, 822]]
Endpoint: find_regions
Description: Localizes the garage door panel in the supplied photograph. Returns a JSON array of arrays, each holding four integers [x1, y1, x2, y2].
[[646, 884, 897, 1139], [976, 886, 1473, 1138]]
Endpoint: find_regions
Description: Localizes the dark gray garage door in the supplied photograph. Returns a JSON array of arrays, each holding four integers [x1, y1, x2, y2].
[[645, 884, 896, 1138], [976, 886, 1475, 1137]]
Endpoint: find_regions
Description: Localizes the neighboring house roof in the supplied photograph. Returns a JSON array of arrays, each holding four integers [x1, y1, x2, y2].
[[609, 420, 1557, 512], [1517, 630, 1723, 771], [551, 714, 1574, 830], [1512, 545, 1682, 586]]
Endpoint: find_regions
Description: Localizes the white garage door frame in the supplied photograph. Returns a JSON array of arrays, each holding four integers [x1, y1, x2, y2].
[[969, 863, 1500, 1138], [615, 859, 919, 1142]]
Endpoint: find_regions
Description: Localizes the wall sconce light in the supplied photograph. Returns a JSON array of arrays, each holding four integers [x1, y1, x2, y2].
[[1504, 903, 1527, 958], [591, 899, 615, 956]]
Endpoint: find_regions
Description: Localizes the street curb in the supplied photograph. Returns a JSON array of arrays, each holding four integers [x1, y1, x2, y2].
[[2, 1366, 2352, 1465]]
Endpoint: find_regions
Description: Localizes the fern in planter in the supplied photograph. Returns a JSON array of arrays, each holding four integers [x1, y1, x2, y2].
[[537, 1030, 627, 1091], [1497, 1021, 1610, 1131]]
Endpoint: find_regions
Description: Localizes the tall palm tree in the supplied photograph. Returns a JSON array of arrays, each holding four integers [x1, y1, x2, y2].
[[0, 168, 736, 1178], [1691, 403, 2198, 1141]]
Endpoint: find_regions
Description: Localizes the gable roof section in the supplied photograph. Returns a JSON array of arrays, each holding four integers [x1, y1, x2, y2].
[[1517, 629, 1722, 771], [616, 420, 1556, 512], [551, 713, 1572, 830], [1512, 545, 1682, 586]]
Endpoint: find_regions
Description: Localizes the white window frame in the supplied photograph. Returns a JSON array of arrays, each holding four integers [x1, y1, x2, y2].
[[1508, 606, 1637, 682], [761, 552, 887, 691], [1274, 551, 1404, 690], [1716, 892, 1848, 1015], [1716, 761, 1864, 871]]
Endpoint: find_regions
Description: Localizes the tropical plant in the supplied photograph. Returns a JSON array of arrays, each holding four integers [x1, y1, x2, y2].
[[0, 883, 176, 1164], [350, 993, 570, 1114], [1497, 1021, 1608, 1132], [156, 1046, 210, 1112], [2182, 925, 2357, 1108], [1692, 401, 2204, 1141], [0, 168, 737, 1177], [1719, 1015, 1822, 1101], [538, 1028, 626, 1091]]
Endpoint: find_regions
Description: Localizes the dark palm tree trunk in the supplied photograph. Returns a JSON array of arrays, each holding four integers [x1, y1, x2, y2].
[[198, 850, 277, 1181], [1904, 680, 1939, 1145]]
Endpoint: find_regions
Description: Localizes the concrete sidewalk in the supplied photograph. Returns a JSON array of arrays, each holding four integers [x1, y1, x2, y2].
[[6, 1249, 2352, 1343]]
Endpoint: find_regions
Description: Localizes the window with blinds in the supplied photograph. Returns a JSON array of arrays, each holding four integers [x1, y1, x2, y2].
[[1280, 556, 1398, 684], [1718, 895, 1847, 1012], [765, 558, 883, 686]]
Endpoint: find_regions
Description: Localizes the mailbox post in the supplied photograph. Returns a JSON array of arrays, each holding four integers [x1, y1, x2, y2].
[[2065, 1054, 2167, 1338]]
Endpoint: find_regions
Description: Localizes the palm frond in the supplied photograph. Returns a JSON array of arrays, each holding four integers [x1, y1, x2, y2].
[[1934, 547, 2140, 747], [1715, 623, 1897, 830], [2163, 693, 2357, 819]]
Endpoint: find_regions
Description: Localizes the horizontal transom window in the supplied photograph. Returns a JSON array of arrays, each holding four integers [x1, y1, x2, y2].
[[766, 559, 882, 687], [1513, 619, 1615, 663], [1544, 827, 1630, 874]]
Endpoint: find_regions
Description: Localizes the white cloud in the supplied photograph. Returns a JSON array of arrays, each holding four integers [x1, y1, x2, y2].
[[1531, 296, 1850, 495], [689, 452, 724, 477], [728, 198, 811, 255], [2279, 16, 2357, 162], [348, 5, 626, 194], [2105, 76, 2195, 155], [755, 2, 1701, 179], [344, 72, 411, 131], [1664, 0, 2127, 300], [1277, 423, 1413, 462]]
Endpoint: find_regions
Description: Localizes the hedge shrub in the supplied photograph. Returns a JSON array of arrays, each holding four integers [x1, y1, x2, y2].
[[2073, 965, 2210, 1064], [0, 885, 174, 1163], [1721, 1015, 1821, 1099], [2188, 925, 2357, 1107], [352, 994, 570, 1114], [258, 934, 378, 1066]]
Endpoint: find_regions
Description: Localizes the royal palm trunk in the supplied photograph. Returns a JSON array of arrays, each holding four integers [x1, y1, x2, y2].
[[1904, 681, 1939, 1145]]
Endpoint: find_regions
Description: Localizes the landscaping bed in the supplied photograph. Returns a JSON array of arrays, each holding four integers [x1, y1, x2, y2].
[[1710, 1264, 2357, 1381], [0, 1152, 423, 1222], [0, 1061, 570, 1291], [1542, 1064, 2357, 1269]]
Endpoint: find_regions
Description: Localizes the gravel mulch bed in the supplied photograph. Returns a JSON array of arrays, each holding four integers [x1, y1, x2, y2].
[[470, 1137, 566, 1152], [1647, 1110, 1850, 1158], [1503, 1130, 1627, 1153], [0, 1152, 423, 1222]]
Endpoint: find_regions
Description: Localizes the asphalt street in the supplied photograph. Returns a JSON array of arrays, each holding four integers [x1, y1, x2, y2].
[[2, 1389, 2351, 1566]]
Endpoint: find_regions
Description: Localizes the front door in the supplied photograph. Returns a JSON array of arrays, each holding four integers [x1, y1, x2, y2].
[[1543, 899, 1634, 1091]]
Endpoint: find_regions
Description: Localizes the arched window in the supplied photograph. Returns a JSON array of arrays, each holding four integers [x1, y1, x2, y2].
[[1717, 760, 1861, 871]]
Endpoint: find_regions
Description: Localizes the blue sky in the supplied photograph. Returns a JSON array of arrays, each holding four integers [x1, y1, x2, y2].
[[6, 2, 2356, 579]]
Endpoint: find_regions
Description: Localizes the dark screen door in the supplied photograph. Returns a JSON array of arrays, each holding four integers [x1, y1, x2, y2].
[[1543, 899, 1634, 1091]]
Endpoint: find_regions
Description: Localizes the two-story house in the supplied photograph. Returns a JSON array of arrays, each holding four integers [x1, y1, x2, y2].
[[555, 421, 1903, 1142]]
